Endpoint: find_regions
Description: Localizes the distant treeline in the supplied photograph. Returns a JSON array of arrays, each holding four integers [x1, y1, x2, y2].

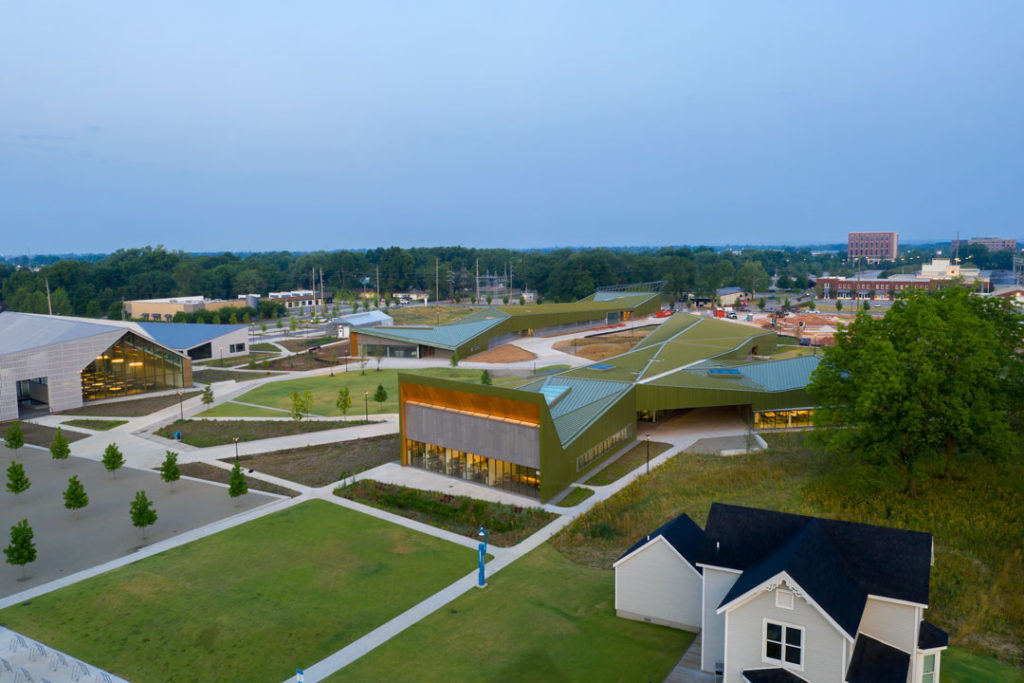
[[0, 243, 988, 319]]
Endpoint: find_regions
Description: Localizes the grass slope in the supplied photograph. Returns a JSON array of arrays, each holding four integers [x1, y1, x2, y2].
[[154, 418, 374, 447], [0, 501, 474, 683], [552, 432, 1024, 667], [197, 402, 289, 418], [329, 543, 692, 683], [60, 418, 128, 431]]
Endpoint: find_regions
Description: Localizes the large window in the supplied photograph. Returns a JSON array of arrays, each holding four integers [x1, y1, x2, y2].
[[81, 332, 184, 402], [764, 621, 803, 667], [754, 409, 813, 431], [576, 424, 634, 472], [404, 438, 539, 498]]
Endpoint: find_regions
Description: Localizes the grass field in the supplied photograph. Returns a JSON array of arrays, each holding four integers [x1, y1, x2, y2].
[[195, 352, 278, 368], [197, 402, 289, 418], [154, 418, 374, 447], [555, 486, 595, 507], [943, 647, 1024, 682], [193, 369, 282, 384], [57, 391, 200, 417], [230, 434, 400, 486], [226, 368, 483, 416], [329, 543, 693, 682], [0, 501, 475, 683], [584, 440, 672, 485], [61, 418, 128, 431], [552, 432, 1024, 667]]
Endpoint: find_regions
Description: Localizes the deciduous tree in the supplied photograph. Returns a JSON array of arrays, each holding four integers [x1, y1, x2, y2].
[[228, 461, 248, 501], [49, 427, 71, 466], [4, 520, 36, 577], [373, 384, 388, 406], [63, 475, 89, 517], [336, 387, 352, 421], [201, 385, 215, 405], [102, 443, 125, 477], [130, 491, 158, 537], [4, 422, 24, 459], [6, 461, 30, 495], [159, 451, 181, 486]]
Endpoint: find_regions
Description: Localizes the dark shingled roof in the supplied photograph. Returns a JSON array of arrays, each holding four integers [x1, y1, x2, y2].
[[845, 634, 910, 683], [618, 514, 704, 572], [718, 519, 867, 637], [700, 503, 933, 606], [918, 620, 949, 650], [743, 669, 808, 683]]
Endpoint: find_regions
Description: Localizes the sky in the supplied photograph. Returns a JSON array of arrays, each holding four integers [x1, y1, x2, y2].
[[2, 2, 1023, 255]]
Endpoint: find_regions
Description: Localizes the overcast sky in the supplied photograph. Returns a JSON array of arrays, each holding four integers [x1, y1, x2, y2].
[[2, 2, 1022, 255]]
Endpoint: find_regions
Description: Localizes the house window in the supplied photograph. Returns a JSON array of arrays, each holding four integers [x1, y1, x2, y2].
[[765, 621, 802, 667], [922, 654, 936, 683], [776, 589, 794, 609]]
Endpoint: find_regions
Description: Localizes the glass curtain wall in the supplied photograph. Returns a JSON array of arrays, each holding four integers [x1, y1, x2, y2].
[[81, 332, 184, 401], [754, 409, 814, 431], [405, 438, 540, 498]]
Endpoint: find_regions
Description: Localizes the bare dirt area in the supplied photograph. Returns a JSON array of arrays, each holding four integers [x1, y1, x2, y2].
[[226, 434, 400, 487], [3, 421, 90, 447], [467, 344, 537, 363], [553, 328, 653, 361], [177, 461, 300, 497]]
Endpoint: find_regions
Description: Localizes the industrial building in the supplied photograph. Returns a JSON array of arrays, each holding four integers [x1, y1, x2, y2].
[[397, 312, 819, 502]]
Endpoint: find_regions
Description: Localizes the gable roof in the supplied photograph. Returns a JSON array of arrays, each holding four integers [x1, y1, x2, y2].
[[617, 514, 704, 572], [336, 310, 393, 326], [918, 620, 949, 650], [700, 504, 933, 608], [0, 311, 120, 355], [845, 634, 910, 683], [135, 322, 248, 350], [717, 519, 867, 638]]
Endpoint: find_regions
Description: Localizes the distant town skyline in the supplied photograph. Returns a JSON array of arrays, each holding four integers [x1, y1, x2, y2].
[[2, 2, 1022, 254]]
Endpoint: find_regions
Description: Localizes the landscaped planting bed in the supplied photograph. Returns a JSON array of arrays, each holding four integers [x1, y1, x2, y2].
[[177, 461, 300, 497], [61, 418, 128, 431], [1, 421, 89, 447], [225, 434, 400, 487], [57, 391, 200, 417], [335, 480, 557, 547], [154, 418, 376, 447]]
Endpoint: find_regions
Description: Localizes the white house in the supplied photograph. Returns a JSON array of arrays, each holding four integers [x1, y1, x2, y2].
[[617, 503, 948, 683]]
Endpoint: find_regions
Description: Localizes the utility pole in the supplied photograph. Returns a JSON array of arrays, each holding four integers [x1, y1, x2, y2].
[[45, 277, 52, 315], [375, 266, 380, 306], [311, 267, 316, 318], [320, 267, 325, 317], [509, 259, 514, 301], [475, 259, 480, 304], [435, 258, 439, 303]]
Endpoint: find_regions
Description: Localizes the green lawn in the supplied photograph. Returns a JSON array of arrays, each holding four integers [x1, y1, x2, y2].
[[154, 418, 373, 447], [61, 418, 128, 431], [197, 401, 290, 418], [329, 543, 693, 682], [0, 501, 475, 683], [556, 486, 595, 507], [943, 647, 1024, 682], [584, 440, 672, 485], [231, 368, 483, 416]]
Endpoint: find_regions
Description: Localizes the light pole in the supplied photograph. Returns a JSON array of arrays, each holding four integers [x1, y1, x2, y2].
[[364, 391, 369, 422], [219, 346, 224, 365], [645, 434, 651, 475], [233, 436, 239, 462], [477, 526, 488, 588], [177, 389, 184, 421]]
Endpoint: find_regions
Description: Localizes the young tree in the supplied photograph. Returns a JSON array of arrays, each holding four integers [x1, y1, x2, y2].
[[63, 475, 89, 517], [834, 299, 843, 312], [756, 298, 767, 311], [373, 383, 388, 407], [303, 390, 313, 417], [201, 384, 215, 406], [486, 295, 493, 305], [336, 387, 352, 421], [519, 295, 525, 305], [480, 370, 492, 385], [159, 451, 181, 486], [4, 422, 24, 459], [450, 350, 460, 367], [49, 427, 71, 466], [374, 346, 385, 371], [290, 390, 306, 422], [289, 316, 298, 332], [102, 443, 125, 477], [228, 461, 248, 501], [276, 320, 283, 329], [130, 491, 158, 537], [808, 287, 1023, 493], [5, 461, 30, 495], [4, 520, 36, 577]]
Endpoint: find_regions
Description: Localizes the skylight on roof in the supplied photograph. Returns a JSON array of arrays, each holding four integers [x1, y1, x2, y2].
[[590, 363, 614, 371], [708, 368, 742, 376], [539, 385, 570, 404]]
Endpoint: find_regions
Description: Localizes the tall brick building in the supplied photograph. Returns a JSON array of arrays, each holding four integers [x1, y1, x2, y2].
[[847, 231, 898, 263]]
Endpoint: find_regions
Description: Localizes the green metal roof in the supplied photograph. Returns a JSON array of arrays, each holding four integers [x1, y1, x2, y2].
[[357, 312, 508, 349], [646, 355, 821, 392], [496, 292, 658, 317], [526, 376, 632, 445]]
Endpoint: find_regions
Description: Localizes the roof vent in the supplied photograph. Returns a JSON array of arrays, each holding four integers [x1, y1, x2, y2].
[[716, 541, 721, 551]]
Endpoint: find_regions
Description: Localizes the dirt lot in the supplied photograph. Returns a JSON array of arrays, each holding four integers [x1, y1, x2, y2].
[[2, 421, 89, 448], [57, 391, 201, 417], [226, 434, 400, 487], [553, 328, 653, 361], [177, 461, 300, 497], [467, 344, 537, 363]]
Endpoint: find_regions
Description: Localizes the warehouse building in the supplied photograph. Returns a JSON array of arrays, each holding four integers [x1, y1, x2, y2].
[[398, 312, 820, 502]]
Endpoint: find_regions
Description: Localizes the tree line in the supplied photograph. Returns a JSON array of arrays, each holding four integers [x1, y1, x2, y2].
[[0, 245, 865, 319]]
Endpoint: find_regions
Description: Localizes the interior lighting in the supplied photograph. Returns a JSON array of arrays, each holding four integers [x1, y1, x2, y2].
[[111, 358, 124, 363]]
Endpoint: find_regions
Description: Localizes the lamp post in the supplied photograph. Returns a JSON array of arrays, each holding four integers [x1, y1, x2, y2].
[[177, 389, 184, 421], [219, 346, 224, 365], [233, 436, 239, 462], [645, 434, 651, 475], [477, 527, 488, 588], [364, 391, 369, 422]]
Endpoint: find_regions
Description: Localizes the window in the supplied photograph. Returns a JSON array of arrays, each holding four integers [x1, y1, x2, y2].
[[922, 654, 936, 683], [229, 343, 246, 353], [765, 621, 802, 667]]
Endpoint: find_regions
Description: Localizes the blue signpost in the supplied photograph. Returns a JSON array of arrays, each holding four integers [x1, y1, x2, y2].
[[477, 526, 488, 588]]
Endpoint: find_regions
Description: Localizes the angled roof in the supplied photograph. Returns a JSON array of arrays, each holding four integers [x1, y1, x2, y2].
[[918, 621, 949, 650], [336, 310, 393, 326], [356, 311, 509, 350], [0, 311, 120, 355], [135, 322, 248, 350], [700, 503, 933, 612], [845, 634, 910, 683], [656, 355, 820, 393], [718, 519, 867, 638], [617, 513, 704, 572], [526, 376, 632, 445]]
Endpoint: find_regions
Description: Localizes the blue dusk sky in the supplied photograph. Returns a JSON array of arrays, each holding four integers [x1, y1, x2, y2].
[[1, 2, 1022, 254]]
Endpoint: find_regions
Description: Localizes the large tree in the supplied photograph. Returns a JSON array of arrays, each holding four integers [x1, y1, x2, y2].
[[808, 286, 1023, 494]]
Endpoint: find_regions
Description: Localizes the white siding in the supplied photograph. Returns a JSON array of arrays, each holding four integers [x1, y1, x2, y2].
[[724, 582, 847, 683], [615, 538, 702, 630], [701, 566, 739, 672], [859, 597, 918, 656]]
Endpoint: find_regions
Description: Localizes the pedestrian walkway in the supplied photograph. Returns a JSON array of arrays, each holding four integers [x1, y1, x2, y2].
[[664, 631, 716, 683]]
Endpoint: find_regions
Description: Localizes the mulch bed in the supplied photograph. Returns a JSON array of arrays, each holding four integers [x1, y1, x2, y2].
[[2, 421, 90, 448], [154, 418, 377, 448], [177, 462, 300, 497], [57, 391, 201, 417], [223, 434, 400, 487]]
